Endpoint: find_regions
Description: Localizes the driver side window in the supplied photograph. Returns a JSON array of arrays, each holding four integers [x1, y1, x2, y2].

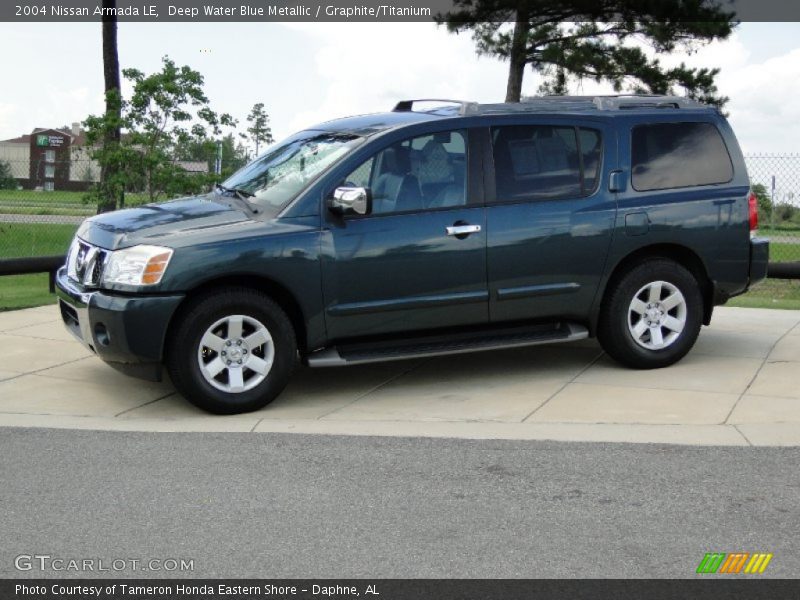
[[346, 157, 374, 189], [343, 130, 467, 215]]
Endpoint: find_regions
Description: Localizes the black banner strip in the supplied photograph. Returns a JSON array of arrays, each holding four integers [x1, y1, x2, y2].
[[3, 579, 800, 600], [3, 0, 800, 22]]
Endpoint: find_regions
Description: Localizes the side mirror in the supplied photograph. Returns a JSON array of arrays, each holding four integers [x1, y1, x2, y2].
[[329, 186, 372, 216]]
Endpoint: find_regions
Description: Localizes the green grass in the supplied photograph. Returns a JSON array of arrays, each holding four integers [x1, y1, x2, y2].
[[0, 189, 152, 203], [0, 202, 94, 216], [770, 242, 800, 264], [0, 206, 92, 216], [0, 223, 75, 310], [728, 278, 800, 310], [0, 273, 56, 311], [0, 222, 77, 259], [0, 189, 87, 202], [760, 226, 800, 236], [0, 189, 153, 216], [757, 227, 800, 264]]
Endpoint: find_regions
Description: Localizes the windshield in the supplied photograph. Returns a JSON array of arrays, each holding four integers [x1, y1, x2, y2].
[[221, 131, 363, 214]]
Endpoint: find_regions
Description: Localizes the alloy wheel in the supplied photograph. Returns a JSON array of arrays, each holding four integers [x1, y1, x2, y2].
[[627, 280, 687, 350], [196, 314, 275, 393]]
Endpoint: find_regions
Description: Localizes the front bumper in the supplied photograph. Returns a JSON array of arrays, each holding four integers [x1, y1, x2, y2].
[[748, 237, 769, 288], [55, 267, 185, 381]]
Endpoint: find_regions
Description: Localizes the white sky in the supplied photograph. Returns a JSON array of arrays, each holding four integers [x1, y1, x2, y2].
[[0, 22, 799, 154]]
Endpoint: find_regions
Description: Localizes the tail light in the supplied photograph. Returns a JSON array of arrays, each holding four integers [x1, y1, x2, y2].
[[748, 191, 758, 232]]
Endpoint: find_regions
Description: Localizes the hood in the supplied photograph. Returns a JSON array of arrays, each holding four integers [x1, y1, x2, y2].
[[76, 195, 252, 250]]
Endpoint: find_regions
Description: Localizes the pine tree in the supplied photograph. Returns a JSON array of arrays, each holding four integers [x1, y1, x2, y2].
[[246, 103, 274, 156], [439, 0, 735, 105]]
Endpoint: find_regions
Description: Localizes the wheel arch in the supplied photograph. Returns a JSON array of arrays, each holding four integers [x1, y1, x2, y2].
[[594, 243, 715, 331], [166, 274, 310, 356]]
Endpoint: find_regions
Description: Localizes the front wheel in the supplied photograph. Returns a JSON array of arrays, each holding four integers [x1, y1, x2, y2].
[[597, 259, 703, 369], [166, 288, 297, 414]]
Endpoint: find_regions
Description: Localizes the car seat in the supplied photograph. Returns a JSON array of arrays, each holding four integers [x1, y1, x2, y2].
[[372, 146, 423, 213], [417, 140, 455, 204]]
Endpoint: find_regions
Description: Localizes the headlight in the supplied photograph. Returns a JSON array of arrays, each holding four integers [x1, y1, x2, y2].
[[102, 245, 174, 287]]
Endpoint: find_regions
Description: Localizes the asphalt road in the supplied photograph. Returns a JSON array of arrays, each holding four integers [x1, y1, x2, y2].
[[1, 428, 798, 578]]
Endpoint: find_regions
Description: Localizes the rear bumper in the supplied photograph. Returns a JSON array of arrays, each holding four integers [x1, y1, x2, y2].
[[55, 267, 184, 381], [748, 237, 769, 289]]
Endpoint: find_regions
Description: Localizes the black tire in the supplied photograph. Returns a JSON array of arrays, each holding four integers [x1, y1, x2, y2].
[[165, 287, 297, 414], [597, 258, 703, 369]]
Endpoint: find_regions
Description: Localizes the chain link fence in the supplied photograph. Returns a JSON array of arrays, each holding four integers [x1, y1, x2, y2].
[[0, 157, 234, 261], [745, 155, 800, 264], [0, 159, 93, 262], [0, 154, 798, 264]]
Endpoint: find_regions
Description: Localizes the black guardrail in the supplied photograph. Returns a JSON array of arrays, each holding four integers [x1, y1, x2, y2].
[[767, 261, 800, 280], [0, 255, 65, 293]]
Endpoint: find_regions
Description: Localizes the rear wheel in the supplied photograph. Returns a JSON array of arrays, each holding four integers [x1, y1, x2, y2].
[[598, 259, 703, 369], [166, 288, 297, 414]]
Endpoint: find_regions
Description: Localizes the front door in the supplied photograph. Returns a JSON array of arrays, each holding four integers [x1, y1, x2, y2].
[[320, 128, 488, 341]]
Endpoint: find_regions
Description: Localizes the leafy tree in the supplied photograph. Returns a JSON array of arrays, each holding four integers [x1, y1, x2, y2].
[[438, 0, 735, 104], [79, 162, 96, 183], [246, 102, 274, 156], [221, 134, 252, 174], [84, 56, 237, 205], [751, 183, 772, 221], [773, 203, 797, 224], [175, 133, 251, 178], [0, 160, 17, 190]]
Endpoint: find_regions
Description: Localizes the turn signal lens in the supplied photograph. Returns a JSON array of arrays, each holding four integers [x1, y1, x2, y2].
[[141, 252, 173, 285]]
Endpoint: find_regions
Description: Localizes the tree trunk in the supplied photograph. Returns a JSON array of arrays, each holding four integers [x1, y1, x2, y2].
[[98, 0, 122, 214], [504, 12, 530, 103]]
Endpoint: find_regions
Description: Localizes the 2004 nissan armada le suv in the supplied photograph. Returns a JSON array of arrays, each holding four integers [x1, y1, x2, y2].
[[56, 96, 769, 414]]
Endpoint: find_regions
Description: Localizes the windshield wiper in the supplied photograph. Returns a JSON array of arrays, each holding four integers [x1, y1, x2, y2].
[[215, 183, 255, 199], [214, 184, 259, 214]]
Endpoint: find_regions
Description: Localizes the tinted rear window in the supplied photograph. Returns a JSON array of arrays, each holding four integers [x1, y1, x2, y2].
[[631, 122, 733, 192]]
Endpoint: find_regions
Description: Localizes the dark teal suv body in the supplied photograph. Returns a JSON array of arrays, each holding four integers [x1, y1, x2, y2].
[[56, 96, 769, 414]]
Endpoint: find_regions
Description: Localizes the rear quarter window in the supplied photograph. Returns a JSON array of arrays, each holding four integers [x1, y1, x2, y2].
[[631, 122, 733, 192]]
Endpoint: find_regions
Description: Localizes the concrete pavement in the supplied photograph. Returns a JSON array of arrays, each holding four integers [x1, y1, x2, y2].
[[1, 303, 799, 445]]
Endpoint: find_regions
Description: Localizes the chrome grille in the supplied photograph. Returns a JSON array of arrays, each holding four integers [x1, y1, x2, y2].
[[66, 238, 108, 287]]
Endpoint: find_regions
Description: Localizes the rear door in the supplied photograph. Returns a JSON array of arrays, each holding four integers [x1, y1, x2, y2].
[[484, 119, 618, 324]]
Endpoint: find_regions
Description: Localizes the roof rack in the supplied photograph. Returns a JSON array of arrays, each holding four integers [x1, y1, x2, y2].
[[393, 95, 709, 117]]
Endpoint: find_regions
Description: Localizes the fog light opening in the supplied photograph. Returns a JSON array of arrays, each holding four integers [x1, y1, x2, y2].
[[94, 323, 111, 346]]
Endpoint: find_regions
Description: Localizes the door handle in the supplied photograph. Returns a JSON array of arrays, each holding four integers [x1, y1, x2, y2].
[[446, 224, 481, 236]]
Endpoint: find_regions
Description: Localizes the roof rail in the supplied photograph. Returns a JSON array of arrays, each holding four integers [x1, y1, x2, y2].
[[392, 99, 479, 115], [391, 95, 709, 117], [455, 95, 709, 116], [588, 95, 706, 110], [464, 97, 597, 115]]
